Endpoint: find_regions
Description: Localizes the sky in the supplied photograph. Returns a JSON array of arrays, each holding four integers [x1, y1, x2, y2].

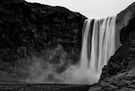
[[26, 0, 135, 19]]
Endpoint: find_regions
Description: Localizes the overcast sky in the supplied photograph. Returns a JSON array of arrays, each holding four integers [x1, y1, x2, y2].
[[26, 0, 134, 19]]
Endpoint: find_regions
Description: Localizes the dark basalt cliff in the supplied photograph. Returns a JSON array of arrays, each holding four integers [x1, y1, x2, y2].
[[88, 1, 135, 91], [0, 0, 86, 83]]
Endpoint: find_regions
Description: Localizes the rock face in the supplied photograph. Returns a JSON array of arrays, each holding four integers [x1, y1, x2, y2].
[[89, 1, 135, 91], [115, 1, 135, 50], [0, 0, 86, 82]]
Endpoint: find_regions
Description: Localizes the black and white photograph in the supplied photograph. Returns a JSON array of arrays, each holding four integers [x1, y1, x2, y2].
[[0, 0, 135, 90]]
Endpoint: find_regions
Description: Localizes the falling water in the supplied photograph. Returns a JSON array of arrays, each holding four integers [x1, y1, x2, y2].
[[55, 16, 116, 84], [79, 16, 116, 83]]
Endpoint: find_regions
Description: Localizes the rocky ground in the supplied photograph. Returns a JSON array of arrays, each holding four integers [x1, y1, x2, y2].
[[0, 83, 90, 91]]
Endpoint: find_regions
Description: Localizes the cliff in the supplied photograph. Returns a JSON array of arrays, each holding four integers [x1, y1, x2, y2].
[[0, 0, 86, 83]]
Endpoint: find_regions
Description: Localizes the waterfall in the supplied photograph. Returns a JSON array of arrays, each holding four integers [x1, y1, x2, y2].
[[80, 16, 116, 83], [59, 16, 116, 84]]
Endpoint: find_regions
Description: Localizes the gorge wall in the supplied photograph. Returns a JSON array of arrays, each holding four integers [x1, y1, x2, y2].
[[0, 0, 86, 83]]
